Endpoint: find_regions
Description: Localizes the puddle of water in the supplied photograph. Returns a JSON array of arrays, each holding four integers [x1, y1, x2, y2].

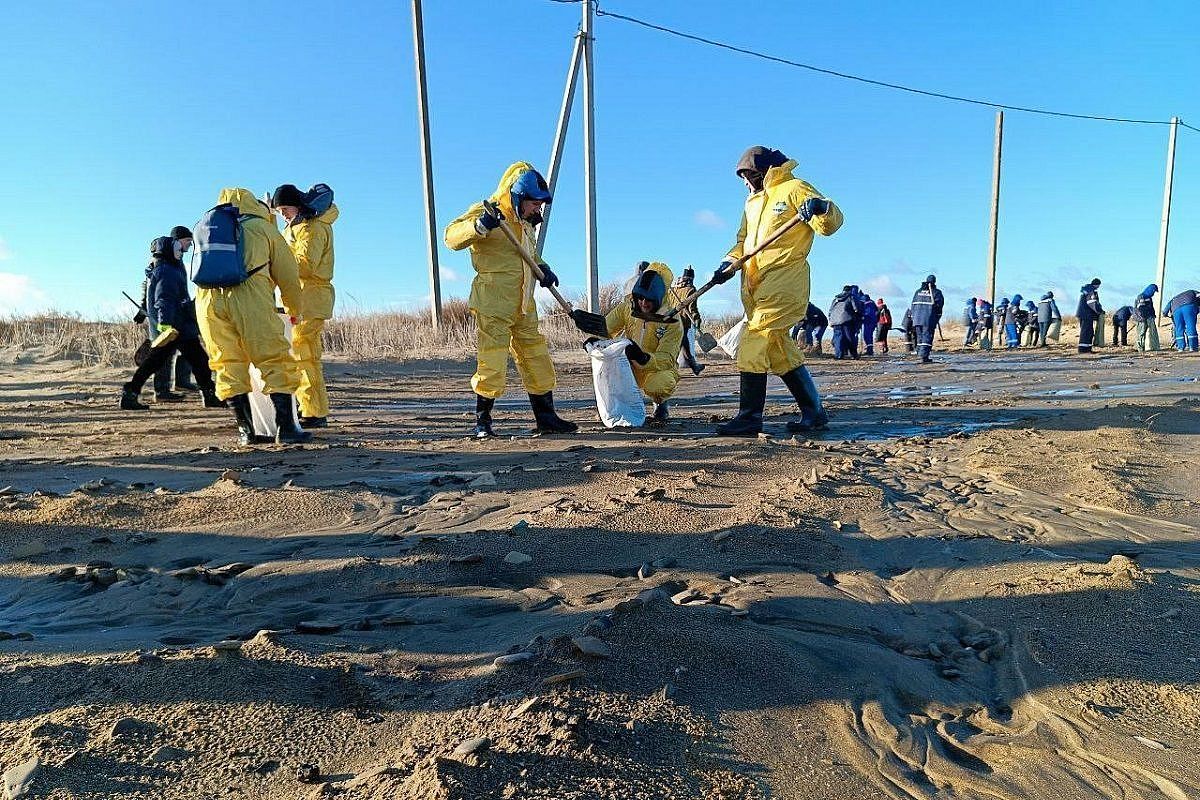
[[828, 417, 1017, 441], [1030, 377, 1198, 399]]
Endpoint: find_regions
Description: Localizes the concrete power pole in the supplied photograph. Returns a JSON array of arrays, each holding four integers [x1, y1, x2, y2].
[[411, 0, 442, 330], [985, 110, 1004, 308], [581, 0, 600, 313], [1154, 116, 1179, 331]]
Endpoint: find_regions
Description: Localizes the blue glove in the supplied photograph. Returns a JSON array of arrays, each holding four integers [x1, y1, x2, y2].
[[711, 261, 735, 285], [799, 197, 830, 222], [474, 207, 503, 235], [537, 263, 559, 289]]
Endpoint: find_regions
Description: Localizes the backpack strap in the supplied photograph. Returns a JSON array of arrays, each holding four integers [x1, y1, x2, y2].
[[235, 213, 268, 278]]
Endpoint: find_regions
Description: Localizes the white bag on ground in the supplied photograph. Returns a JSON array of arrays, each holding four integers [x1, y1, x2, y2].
[[249, 313, 300, 438], [717, 318, 747, 358], [587, 337, 646, 428]]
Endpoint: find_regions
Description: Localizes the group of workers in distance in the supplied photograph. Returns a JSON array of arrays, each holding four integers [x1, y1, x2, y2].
[[956, 282, 1200, 354], [118, 184, 338, 446]]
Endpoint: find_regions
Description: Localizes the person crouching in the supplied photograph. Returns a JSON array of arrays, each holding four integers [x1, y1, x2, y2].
[[601, 262, 683, 423]]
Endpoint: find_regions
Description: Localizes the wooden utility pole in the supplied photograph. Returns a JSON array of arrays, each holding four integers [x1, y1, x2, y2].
[[985, 110, 1003, 307], [411, 0, 442, 329], [1155, 116, 1179, 329]]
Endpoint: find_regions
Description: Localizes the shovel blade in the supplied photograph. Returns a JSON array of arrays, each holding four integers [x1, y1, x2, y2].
[[696, 331, 719, 352], [570, 310, 612, 338]]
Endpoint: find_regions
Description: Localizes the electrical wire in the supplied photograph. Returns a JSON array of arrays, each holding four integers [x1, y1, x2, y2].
[[594, 6, 1189, 127]]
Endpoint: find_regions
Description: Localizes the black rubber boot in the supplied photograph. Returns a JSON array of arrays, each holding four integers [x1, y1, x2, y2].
[[299, 416, 328, 429], [780, 366, 829, 434], [119, 383, 149, 411], [272, 394, 312, 444], [228, 393, 269, 445], [154, 389, 185, 403], [650, 401, 670, 423], [200, 387, 227, 409], [529, 391, 578, 434], [474, 394, 496, 438], [716, 373, 766, 437]]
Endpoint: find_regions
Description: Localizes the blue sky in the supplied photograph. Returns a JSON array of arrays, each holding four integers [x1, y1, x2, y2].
[[1, 0, 1198, 320]]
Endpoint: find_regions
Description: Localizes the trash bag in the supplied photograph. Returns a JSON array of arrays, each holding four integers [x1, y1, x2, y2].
[[586, 337, 646, 428], [248, 313, 300, 438], [717, 318, 747, 358]]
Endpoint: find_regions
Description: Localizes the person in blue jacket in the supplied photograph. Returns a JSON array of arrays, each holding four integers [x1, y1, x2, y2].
[[962, 297, 979, 345], [861, 292, 879, 355], [1022, 301, 1039, 347], [790, 302, 828, 354], [993, 298, 1009, 349], [119, 237, 225, 411], [976, 298, 994, 350], [827, 286, 860, 360], [1165, 289, 1199, 351], [1134, 284, 1160, 351], [847, 285, 865, 357], [1035, 292, 1058, 347], [1077, 278, 1103, 353], [1111, 305, 1133, 346], [1004, 294, 1023, 348], [909, 274, 944, 363]]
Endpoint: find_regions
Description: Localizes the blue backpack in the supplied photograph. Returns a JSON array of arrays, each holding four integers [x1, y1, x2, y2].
[[189, 204, 265, 288]]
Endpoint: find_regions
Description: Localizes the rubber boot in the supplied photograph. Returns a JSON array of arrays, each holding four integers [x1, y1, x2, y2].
[[200, 387, 227, 409], [299, 416, 328, 429], [716, 372, 766, 437], [119, 383, 149, 411], [529, 391, 578, 434], [474, 394, 496, 438], [154, 389, 185, 403], [650, 401, 670, 423], [272, 393, 312, 444], [780, 366, 829, 434], [228, 393, 270, 446]]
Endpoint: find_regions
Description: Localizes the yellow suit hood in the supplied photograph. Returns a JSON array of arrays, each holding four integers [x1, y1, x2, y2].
[[490, 161, 537, 224], [217, 187, 272, 221]]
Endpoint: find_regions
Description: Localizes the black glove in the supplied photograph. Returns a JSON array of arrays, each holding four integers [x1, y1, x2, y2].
[[625, 342, 651, 366], [582, 336, 600, 350], [474, 207, 503, 235], [711, 260, 735, 285], [537, 263, 559, 289], [798, 197, 830, 222]]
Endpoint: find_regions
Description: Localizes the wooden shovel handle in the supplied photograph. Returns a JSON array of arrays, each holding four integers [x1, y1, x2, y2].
[[482, 200, 574, 315]]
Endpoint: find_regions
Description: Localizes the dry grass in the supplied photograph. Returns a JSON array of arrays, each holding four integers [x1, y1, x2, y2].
[[0, 313, 145, 366]]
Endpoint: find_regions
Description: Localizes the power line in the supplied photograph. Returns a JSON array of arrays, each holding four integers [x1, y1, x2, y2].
[[594, 6, 1189, 127]]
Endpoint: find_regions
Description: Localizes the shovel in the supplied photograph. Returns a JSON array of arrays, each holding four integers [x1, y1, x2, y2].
[[634, 209, 813, 325], [481, 200, 611, 338]]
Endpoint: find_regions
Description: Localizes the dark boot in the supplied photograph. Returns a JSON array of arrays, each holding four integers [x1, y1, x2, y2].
[[228, 393, 269, 445], [154, 389, 185, 403], [119, 383, 149, 411], [299, 416, 328, 429], [200, 387, 227, 409], [474, 394, 496, 438], [529, 391, 578, 434], [716, 372, 766, 437], [272, 394, 312, 444], [650, 401, 670, 423], [780, 366, 829, 434]]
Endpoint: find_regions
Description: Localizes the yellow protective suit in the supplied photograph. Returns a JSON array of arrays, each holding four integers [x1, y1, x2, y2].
[[283, 204, 338, 418], [444, 162, 555, 399], [195, 188, 304, 400], [604, 262, 683, 403], [726, 160, 843, 374]]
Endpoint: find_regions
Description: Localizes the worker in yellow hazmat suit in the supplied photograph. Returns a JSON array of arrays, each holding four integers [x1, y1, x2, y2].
[[194, 187, 311, 445], [709, 146, 843, 437], [602, 262, 683, 423], [272, 183, 337, 429], [444, 162, 577, 438]]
